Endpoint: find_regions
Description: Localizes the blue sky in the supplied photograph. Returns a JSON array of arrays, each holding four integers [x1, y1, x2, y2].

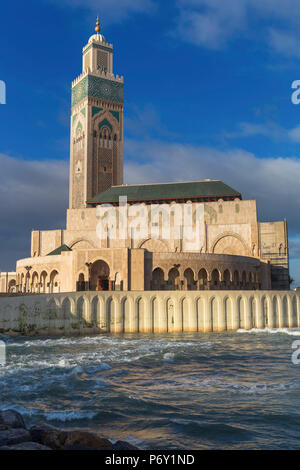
[[1, 0, 300, 285]]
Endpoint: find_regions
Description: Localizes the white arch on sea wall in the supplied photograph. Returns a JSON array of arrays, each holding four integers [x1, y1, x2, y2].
[[0, 290, 300, 335]]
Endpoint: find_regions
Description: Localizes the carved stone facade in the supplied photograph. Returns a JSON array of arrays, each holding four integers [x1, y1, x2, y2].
[[69, 31, 123, 209]]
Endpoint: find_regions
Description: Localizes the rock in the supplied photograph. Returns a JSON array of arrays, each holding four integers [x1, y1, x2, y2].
[[30, 426, 56, 444], [0, 410, 26, 429], [0, 425, 10, 432], [111, 440, 140, 450], [63, 445, 97, 451], [0, 428, 31, 446], [0, 442, 52, 450], [62, 431, 112, 450], [41, 430, 68, 450]]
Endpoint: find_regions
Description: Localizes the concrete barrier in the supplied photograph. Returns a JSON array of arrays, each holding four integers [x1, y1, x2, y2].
[[0, 290, 299, 336]]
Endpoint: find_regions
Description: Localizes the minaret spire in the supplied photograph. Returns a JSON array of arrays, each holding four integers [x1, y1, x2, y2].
[[95, 16, 101, 34]]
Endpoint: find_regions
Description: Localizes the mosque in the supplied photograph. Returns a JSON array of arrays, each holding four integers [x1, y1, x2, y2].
[[0, 19, 290, 296]]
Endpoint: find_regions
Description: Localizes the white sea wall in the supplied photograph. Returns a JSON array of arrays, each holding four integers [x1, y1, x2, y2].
[[0, 291, 299, 336]]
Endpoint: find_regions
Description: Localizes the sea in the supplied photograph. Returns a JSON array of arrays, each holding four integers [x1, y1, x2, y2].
[[1, 329, 300, 450]]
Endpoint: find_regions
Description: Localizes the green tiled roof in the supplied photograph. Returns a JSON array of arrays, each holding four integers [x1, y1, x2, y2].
[[47, 245, 72, 256], [88, 180, 241, 204]]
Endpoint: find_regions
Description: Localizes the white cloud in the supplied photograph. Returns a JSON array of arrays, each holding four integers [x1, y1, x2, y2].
[[125, 139, 300, 235], [0, 153, 68, 271], [223, 121, 286, 141], [51, 0, 155, 23], [288, 125, 300, 142], [175, 0, 300, 57], [222, 120, 300, 144]]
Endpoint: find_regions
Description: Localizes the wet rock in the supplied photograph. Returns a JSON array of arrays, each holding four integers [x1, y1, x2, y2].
[[0, 442, 52, 450], [0, 410, 26, 429], [41, 430, 68, 450], [64, 445, 97, 451], [0, 428, 31, 446], [62, 431, 112, 450], [111, 440, 140, 450], [30, 426, 56, 444]]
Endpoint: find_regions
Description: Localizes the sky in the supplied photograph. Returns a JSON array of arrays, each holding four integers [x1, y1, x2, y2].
[[1, 0, 300, 285]]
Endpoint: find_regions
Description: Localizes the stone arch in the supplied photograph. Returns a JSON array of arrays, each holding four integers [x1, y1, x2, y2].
[[249, 296, 258, 328], [166, 297, 176, 332], [77, 273, 86, 292], [184, 268, 195, 290], [238, 296, 247, 329], [181, 297, 190, 332], [291, 296, 298, 328], [139, 238, 169, 253], [8, 279, 16, 293], [76, 296, 86, 322], [70, 239, 96, 250], [210, 297, 219, 332], [196, 297, 205, 331], [107, 297, 117, 333], [212, 233, 248, 256], [261, 296, 271, 329], [281, 296, 288, 328], [123, 297, 136, 333], [40, 271, 48, 293], [152, 267, 165, 290], [168, 268, 180, 290], [49, 270, 59, 293], [31, 272, 39, 293], [198, 268, 208, 290], [61, 297, 72, 321], [273, 296, 280, 328], [211, 269, 220, 289], [91, 296, 99, 326], [151, 297, 159, 333], [136, 297, 146, 332], [233, 270, 240, 287], [241, 271, 247, 288], [90, 260, 110, 291], [224, 296, 233, 330], [223, 269, 231, 287]]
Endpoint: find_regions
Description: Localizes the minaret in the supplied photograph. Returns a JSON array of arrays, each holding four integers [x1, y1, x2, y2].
[[69, 17, 124, 209]]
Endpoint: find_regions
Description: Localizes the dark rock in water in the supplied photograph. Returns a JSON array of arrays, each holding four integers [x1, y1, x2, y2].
[[30, 426, 55, 444], [63, 445, 97, 451], [0, 410, 26, 429], [41, 429, 67, 450], [0, 442, 52, 450], [0, 429, 31, 446], [111, 440, 140, 450], [0, 411, 140, 451], [62, 431, 112, 450]]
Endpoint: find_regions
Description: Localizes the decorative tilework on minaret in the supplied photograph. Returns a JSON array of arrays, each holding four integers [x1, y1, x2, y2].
[[69, 18, 124, 209]]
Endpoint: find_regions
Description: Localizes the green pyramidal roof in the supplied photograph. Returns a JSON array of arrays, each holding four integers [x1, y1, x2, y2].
[[88, 180, 241, 204], [47, 244, 72, 256]]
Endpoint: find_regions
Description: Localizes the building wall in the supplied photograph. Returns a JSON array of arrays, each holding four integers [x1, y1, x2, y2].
[[14, 249, 271, 294], [0, 290, 299, 336], [259, 221, 289, 289], [32, 199, 263, 258]]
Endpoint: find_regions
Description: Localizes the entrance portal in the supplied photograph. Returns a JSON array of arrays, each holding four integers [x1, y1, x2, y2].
[[90, 260, 110, 291]]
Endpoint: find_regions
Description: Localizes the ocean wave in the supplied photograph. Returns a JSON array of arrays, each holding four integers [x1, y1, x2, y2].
[[44, 410, 98, 422], [183, 376, 299, 394], [163, 352, 175, 362], [237, 328, 300, 336]]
